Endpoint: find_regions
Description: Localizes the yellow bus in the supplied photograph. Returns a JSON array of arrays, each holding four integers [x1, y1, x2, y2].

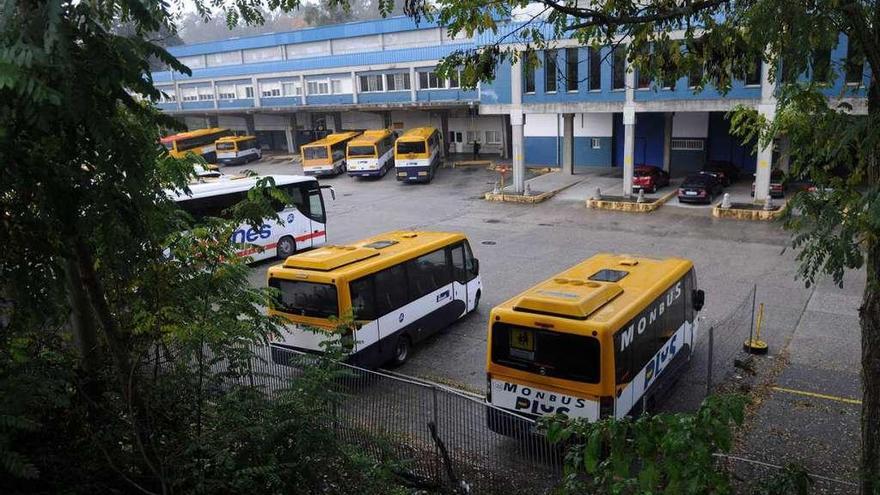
[[485, 254, 704, 434], [394, 127, 442, 183], [300, 131, 362, 177], [346, 130, 396, 178], [215, 135, 262, 165], [161, 127, 233, 163], [268, 230, 482, 368]]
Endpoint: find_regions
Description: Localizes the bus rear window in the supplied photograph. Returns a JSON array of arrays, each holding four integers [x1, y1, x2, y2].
[[303, 146, 328, 160], [397, 141, 426, 154], [348, 145, 376, 157], [270, 278, 338, 319], [216, 142, 236, 151], [491, 323, 600, 383]]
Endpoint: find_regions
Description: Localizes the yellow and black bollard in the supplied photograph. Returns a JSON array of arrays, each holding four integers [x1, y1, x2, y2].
[[744, 302, 769, 354]]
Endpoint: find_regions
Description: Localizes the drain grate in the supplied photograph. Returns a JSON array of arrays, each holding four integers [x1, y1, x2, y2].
[[538, 223, 554, 227], [485, 219, 501, 224], [481, 240, 497, 245], [342, 193, 353, 197]]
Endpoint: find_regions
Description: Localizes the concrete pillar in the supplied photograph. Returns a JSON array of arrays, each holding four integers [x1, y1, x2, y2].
[[754, 55, 776, 202], [409, 67, 417, 102], [501, 115, 511, 159], [623, 109, 636, 197], [211, 80, 218, 110], [440, 111, 450, 159], [382, 111, 392, 128], [251, 77, 261, 108], [299, 75, 307, 105], [285, 115, 297, 153], [512, 113, 525, 193], [244, 114, 256, 136], [663, 112, 674, 173], [562, 113, 574, 175], [332, 112, 342, 132], [351, 70, 358, 104]]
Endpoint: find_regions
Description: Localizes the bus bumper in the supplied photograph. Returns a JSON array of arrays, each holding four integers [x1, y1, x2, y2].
[[396, 167, 432, 182], [218, 157, 245, 166], [349, 168, 384, 178]]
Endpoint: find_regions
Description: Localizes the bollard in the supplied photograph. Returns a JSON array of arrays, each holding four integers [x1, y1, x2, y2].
[[524, 182, 532, 196], [721, 192, 732, 209], [763, 197, 774, 211], [593, 187, 602, 200], [492, 181, 500, 195], [636, 188, 645, 203], [744, 302, 769, 354]]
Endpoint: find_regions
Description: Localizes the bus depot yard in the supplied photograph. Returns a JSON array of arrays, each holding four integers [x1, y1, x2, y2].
[[222, 156, 864, 491]]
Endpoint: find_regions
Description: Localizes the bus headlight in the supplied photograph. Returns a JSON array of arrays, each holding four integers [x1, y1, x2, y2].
[[398, 172, 407, 177], [418, 171, 428, 177]]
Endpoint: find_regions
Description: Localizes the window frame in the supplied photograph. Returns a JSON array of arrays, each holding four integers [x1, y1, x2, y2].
[[544, 49, 558, 93], [588, 47, 602, 91], [566, 47, 579, 92]]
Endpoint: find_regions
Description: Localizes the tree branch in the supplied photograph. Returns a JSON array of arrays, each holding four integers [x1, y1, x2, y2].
[[546, 0, 731, 31]]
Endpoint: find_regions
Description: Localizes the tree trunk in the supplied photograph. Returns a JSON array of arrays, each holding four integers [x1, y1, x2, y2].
[[862, 80, 880, 495], [64, 255, 101, 376], [862, 238, 880, 495]]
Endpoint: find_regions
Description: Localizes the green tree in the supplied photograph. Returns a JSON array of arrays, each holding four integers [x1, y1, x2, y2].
[[422, 1, 880, 491]]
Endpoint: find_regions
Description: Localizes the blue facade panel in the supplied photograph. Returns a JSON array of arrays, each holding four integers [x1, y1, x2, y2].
[[306, 94, 354, 105], [181, 101, 215, 110], [218, 99, 255, 109], [358, 92, 412, 104], [416, 89, 477, 102], [574, 137, 613, 167], [157, 102, 178, 111], [260, 97, 300, 108], [524, 136, 560, 166], [612, 112, 666, 168], [480, 59, 511, 104]]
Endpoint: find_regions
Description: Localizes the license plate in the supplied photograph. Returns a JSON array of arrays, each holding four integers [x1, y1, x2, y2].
[[408, 162, 418, 166], [685, 191, 698, 196], [359, 161, 367, 165]]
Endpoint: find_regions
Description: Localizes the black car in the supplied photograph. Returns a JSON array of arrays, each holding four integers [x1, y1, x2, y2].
[[703, 160, 742, 186], [678, 174, 723, 204]]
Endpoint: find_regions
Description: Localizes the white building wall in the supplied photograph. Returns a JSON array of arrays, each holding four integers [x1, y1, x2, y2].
[[184, 116, 210, 129], [574, 113, 613, 137], [218, 115, 247, 131], [672, 112, 709, 138], [389, 110, 439, 131], [342, 111, 384, 130], [254, 114, 289, 131], [524, 113, 559, 137]]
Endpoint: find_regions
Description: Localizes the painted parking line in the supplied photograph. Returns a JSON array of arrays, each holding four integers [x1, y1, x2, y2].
[[771, 385, 862, 405]]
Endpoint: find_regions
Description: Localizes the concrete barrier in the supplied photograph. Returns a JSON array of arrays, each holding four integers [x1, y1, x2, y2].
[[585, 189, 678, 213]]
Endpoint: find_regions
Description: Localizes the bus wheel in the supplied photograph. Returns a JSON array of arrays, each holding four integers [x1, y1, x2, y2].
[[390, 334, 411, 367], [276, 236, 296, 259]]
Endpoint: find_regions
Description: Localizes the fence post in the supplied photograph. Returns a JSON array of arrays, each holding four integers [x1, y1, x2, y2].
[[707, 325, 714, 397], [748, 284, 757, 347], [432, 385, 441, 484]]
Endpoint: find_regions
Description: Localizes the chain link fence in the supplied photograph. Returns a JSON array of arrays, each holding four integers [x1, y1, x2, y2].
[[231, 345, 564, 494], [701, 284, 758, 396]]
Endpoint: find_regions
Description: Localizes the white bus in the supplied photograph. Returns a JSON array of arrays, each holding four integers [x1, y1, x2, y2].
[[346, 130, 396, 178], [216, 135, 262, 166], [170, 175, 332, 262]]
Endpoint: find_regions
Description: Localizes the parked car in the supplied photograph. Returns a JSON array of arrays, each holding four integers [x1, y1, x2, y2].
[[678, 173, 723, 204], [698, 170, 727, 188], [703, 160, 741, 186], [632, 165, 670, 193], [751, 169, 786, 198]]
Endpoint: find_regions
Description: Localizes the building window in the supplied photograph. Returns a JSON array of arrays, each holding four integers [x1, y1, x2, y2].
[[524, 55, 536, 93], [198, 87, 214, 100], [637, 69, 651, 89], [282, 82, 301, 96], [485, 130, 501, 144], [206, 51, 241, 67], [591, 138, 601, 149], [244, 86, 254, 98], [612, 45, 626, 90], [671, 139, 704, 150], [158, 87, 176, 102], [566, 48, 579, 92], [845, 40, 864, 85], [385, 72, 411, 91], [418, 72, 445, 89], [330, 80, 342, 94], [466, 130, 479, 143], [448, 71, 460, 88], [307, 81, 330, 95], [743, 55, 762, 86], [181, 87, 198, 101], [589, 47, 602, 91], [216, 84, 236, 100], [179, 55, 205, 69], [360, 74, 384, 92], [811, 48, 832, 83], [260, 82, 281, 98], [545, 49, 558, 92], [242, 46, 282, 64]]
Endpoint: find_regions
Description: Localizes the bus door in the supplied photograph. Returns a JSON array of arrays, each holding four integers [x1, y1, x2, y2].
[[302, 184, 327, 248], [450, 244, 470, 317]]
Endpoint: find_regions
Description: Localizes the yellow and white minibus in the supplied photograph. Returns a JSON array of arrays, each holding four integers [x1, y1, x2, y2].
[[216, 135, 262, 165], [300, 131, 362, 177], [346, 130, 396, 178], [268, 230, 482, 368], [394, 127, 442, 183], [486, 254, 704, 434], [169, 174, 332, 262], [161, 127, 233, 163]]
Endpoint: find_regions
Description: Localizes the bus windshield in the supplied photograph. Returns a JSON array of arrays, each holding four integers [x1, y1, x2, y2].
[[397, 141, 426, 154], [270, 279, 338, 318], [348, 145, 376, 157], [491, 323, 600, 383], [304, 146, 329, 160], [216, 142, 236, 151]]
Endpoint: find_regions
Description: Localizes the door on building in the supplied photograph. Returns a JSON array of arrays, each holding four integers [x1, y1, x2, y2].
[[448, 131, 464, 153]]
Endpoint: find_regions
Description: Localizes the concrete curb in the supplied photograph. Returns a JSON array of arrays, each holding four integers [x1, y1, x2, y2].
[[452, 160, 493, 169], [585, 189, 677, 212], [712, 204, 785, 221], [484, 178, 583, 204]]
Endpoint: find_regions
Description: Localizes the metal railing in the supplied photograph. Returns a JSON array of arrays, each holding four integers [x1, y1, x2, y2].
[[703, 284, 758, 395]]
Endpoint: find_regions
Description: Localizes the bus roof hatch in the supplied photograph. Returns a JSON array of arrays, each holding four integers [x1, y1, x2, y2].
[[513, 281, 623, 320], [282, 245, 380, 271]]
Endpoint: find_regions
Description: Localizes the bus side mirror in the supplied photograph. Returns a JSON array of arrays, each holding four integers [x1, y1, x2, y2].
[[693, 289, 705, 312], [320, 185, 336, 200]]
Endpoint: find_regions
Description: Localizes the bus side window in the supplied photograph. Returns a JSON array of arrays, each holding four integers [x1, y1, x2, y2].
[[308, 189, 325, 223], [406, 248, 450, 300], [284, 185, 307, 213], [350, 276, 376, 321], [450, 244, 467, 284], [374, 264, 408, 316]]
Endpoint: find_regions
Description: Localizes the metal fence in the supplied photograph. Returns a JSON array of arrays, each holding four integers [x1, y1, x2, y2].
[[702, 284, 758, 396], [225, 345, 564, 494]]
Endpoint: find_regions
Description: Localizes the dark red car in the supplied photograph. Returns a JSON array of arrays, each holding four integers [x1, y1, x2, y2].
[[632, 165, 670, 193], [751, 169, 786, 198]]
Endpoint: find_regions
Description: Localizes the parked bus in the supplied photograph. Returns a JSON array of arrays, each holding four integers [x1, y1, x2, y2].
[[346, 130, 396, 178], [216, 135, 262, 165], [268, 230, 482, 368], [161, 127, 233, 163], [394, 127, 442, 183], [169, 175, 332, 262], [300, 131, 362, 177], [485, 254, 704, 433]]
